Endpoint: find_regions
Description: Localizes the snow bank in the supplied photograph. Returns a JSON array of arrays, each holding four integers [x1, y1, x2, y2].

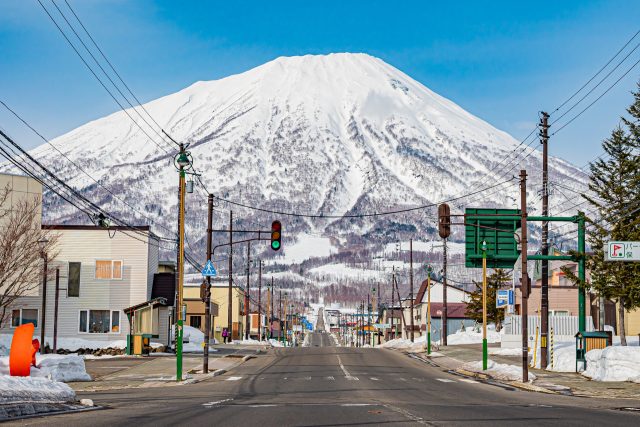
[[447, 327, 501, 345], [462, 360, 536, 382], [489, 348, 521, 356], [0, 333, 129, 352], [171, 325, 218, 352], [0, 376, 76, 404], [379, 338, 427, 353], [231, 338, 264, 345], [582, 347, 640, 383], [269, 339, 285, 347], [0, 354, 91, 382]]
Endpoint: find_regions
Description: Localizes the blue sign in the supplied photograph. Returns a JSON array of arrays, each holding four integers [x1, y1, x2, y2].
[[496, 290, 514, 308], [201, 260, 217, 277]]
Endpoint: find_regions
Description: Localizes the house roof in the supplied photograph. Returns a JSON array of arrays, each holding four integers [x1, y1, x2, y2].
[[427, 303, 469, 318], [414, 279, 470, 305], [123, 297, 168, 314]]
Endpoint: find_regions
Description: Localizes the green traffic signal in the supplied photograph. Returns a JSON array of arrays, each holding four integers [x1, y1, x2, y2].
[[271, 240, 280, 250]]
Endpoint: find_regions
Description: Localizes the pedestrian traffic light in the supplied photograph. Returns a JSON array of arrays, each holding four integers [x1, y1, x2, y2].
[[271, 220, 282, 251], [438, 203, 451, 238]]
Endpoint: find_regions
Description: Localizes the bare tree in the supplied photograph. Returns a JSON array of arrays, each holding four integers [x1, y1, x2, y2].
[[0, 185, 57, 328]]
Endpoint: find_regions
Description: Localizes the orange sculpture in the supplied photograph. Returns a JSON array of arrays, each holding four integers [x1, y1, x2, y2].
[[9, 323, 39, 376]]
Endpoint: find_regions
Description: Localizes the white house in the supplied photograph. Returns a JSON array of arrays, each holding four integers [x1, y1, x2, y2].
[[4, 224, 161, 349]]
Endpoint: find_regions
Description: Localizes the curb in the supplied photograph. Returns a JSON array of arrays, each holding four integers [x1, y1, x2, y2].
[[454, 368, 490, 380], [505, 381, 558, 394]]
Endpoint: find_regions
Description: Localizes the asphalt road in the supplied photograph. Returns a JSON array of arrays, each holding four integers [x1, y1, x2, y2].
[[13, 333, 640, 426]]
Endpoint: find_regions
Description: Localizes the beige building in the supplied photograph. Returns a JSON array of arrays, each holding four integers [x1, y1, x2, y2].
[[0, 173, 43, 303], [184, 281, 244, 342]]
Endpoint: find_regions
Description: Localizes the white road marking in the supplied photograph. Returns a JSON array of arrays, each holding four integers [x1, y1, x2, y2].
[[436, 378, 455, 383], [304, 376, 311, 381], [370, 377, 380, 381], [250, 404, 277, 407], [325, 376, 335, 381], [336, 355, 358, 380], [226, 376, 243, 381], [341, 403, 374, 407], [458, 378, 479, 384], [203, 398, 233, 407], [398, 377, 407, 382]]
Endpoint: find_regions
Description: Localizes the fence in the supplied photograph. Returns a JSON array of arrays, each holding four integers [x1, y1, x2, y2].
[[505, 315, 594, 336]]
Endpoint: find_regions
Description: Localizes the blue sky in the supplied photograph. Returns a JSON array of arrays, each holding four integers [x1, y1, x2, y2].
[[1, 0, 639, 166]]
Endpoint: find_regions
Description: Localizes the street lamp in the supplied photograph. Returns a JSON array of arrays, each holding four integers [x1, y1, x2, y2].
[[37, 238, 48, 353]]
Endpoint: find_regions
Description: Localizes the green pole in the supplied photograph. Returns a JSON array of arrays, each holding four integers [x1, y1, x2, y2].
[[481, 241, 488, 371], [578, 212, 586, 332]]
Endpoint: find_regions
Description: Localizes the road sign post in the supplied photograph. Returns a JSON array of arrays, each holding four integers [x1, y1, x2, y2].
[[481, 241, 488, 371]]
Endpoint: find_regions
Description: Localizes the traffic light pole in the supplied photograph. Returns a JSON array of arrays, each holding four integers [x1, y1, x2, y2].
[[482, 242, 488, 371], [203, 194, 213, 373], [409, 238, 414, 343]]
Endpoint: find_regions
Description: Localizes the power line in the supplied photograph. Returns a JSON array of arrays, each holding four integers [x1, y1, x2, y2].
[[551, 29, 640, 114], [61, 0, 175, 146], [0, 99, 177, 237], [36, 0, 173, 155], [214, 177, 516, 219], [551, 57, 640, 136]]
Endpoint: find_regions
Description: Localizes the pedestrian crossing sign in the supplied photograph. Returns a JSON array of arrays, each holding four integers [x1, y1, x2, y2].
[[201, 260, 217, 277]]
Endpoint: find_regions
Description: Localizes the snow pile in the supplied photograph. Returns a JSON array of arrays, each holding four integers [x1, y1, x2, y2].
[[0, 334, 129, 352], [0, 376, 76, 404], [232, 338, 264, 345], [489, 348, 521, 356], [302, 333, 311, 347], [0, 354, 91, 382], [379, 337, 427, 353], [582, 347, 640, 383], [171, 325, 218, 352], [447, 327, 501, 345], [269, 339, 285, 347], [462, 360, 536, 382], [331, 333, 342, 347]]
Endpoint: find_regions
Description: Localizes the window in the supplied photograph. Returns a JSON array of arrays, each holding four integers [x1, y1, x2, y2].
[[68, 262, 81, 297], [79, 310, 121, 334], [551, 310, 569, 317], [11, 308, 38, 327], [190, 316, 202, 329], [95, 260, 123, 280]]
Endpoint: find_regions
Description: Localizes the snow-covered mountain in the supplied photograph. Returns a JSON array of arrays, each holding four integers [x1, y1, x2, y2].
[[4, 53, 587, 262]]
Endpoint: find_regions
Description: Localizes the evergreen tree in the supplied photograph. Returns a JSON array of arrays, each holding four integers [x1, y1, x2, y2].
[[465, 269, 510, 331], [563, 83, 640, 345]]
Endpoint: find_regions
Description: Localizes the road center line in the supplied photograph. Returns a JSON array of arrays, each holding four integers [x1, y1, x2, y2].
[[226, 376, 243, 381], [436, 378, 454, 383], [203, 398, 233, 407]]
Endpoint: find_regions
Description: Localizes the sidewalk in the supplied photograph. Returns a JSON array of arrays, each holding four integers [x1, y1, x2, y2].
[[69, 352, 256, 392], [416, 343, 640, 399]]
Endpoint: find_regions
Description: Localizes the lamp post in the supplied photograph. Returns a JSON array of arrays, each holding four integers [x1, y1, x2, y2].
[[174, 144, 191, 381], [38, 238, 48, 352]]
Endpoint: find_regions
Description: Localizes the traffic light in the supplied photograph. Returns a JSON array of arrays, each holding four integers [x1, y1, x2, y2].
[[271, 220, 282, 251], [438, 203, 451, 238]]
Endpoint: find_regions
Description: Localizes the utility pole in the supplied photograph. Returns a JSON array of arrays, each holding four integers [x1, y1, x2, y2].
[[279, 288, 283, 343], [271, 277, 275, 339], [203, 194, 213, 373], [175, 143, 188, 381], [376, 283, 381, 345], [391, 267, 395, 340], [520, 169, 530, 383], [245, 242, 251, 340], [442, 238, 448, 346], [228, 211, 233, 342], [540, 111, 550, 369], [40, 250, 48, 352], [367, 292, 371, 347], [53, 268, 60, 353], [410, 238, 414, 342], [258, 260, 262, 341]]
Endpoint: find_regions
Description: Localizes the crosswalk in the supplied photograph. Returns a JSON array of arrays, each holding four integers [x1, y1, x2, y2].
[[225, 375, 481, 385]]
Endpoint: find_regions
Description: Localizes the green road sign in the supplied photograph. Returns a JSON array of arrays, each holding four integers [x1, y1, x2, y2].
[[465, 208, 521, 268]]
